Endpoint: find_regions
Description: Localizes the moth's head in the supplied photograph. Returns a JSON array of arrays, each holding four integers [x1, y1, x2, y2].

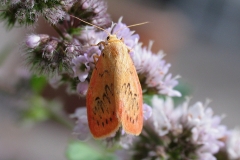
[[106, 34, 121, 42]]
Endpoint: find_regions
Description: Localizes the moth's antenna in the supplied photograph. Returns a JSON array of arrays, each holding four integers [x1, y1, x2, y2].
[[114, 22, 149, 35], [127, 22, 149, 28], [69, 15, 110, 36]]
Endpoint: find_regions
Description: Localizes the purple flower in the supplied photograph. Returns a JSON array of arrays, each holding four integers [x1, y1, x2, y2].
[[81, 0, 111, 27], [150, 96, 176, 136], [43, 40, 58, 59], [48, 75, 62, 89], [159, 74, 181, 97], [43, 6, 66, 24], [143, 103, 152, 120], [108, 17, 140, 49], [132, 42, 181, 97], [119, 134, 135, 149], [70, 107, 91, 141], [226, 128, 240, 159], [72, 53, 90, 82], [95, 17, 140, 49], [145, 96, 227, 159], [66, 0, 111, 28], [77, 18, 139, 57], [76, 81, 89, 96]]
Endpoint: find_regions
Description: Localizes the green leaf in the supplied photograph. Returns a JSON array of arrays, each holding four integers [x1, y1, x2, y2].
[[67, 27, 82, 36], [143, 94, 154, 106], [172, 80, 192, 105], [66, 141, 117, 160], [143, 94, 164, 106], [22, 96, 51, 124], [30, 75, 47, 93]]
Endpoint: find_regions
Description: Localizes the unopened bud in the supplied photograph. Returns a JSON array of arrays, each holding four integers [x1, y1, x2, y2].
[[26, 34, 40, 48], [77, 81, 88, 96], [26, 34, 49, 48], [45, 40, 58, 53]]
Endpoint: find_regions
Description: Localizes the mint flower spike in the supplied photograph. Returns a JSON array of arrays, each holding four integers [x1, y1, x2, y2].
[[132, 41, 181, 97], [1, 0, 111, 27], [43, 6, 66, 24], [65, 0, 111, 29], [70, 107, 91, 141], [133, 96, 227, 160], [72, 53, 90, 82]]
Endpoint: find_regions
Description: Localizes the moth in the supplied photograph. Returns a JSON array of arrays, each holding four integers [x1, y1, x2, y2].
[[71, 16, 145, 138]]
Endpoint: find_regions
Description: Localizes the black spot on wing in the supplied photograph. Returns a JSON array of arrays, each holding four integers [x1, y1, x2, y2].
[[121, 82, 141, 122], [92, 83, 118, 128], [99, 70, 109, 77]]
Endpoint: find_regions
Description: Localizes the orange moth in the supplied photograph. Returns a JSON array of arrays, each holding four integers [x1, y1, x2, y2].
[[87, 33, 143, 138], [71, 16, 145, 138]]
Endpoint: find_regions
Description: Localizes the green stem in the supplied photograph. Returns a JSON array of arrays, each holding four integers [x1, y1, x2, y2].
[[52, 25, 65, 39], [49, 110, 74, 129]]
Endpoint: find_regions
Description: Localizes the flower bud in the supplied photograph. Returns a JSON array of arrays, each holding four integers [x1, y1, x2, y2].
[[77, 81, 88, 96], [26, 34, 41, 48], [26, 34, 49, 48], [45, 40, 58, 54]]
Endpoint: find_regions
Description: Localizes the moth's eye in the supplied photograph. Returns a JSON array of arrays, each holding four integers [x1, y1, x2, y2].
[[107, 36, 110, 40]]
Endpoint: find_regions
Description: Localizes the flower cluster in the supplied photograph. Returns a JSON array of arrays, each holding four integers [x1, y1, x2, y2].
[[1, 0, 63, 26], [0, 0, 111, 27], [132, 42, 181, 97], [131, 96, 227, 160], [21, 0, 110, 77]]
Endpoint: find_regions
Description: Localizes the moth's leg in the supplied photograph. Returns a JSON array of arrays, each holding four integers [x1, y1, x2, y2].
[[90, 41, 106, 47], [93, 54, 100, 64], [97, 41, 107, 47], [127, 47, 133, 53]]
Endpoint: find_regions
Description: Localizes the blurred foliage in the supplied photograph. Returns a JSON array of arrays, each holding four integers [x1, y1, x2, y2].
[[21, 95, 55, 125], [172, 80, 192, 105], [21, 93, 74, 128], [66, 141, 117, 160], [30, 75, 48, 94]]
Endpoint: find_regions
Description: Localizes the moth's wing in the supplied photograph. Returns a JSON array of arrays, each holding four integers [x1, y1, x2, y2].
[[86, 54, 120, 139], [115, 45, 143, 135]]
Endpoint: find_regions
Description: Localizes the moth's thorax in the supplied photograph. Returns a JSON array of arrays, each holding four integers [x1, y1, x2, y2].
[[103, 34, 127, 58]]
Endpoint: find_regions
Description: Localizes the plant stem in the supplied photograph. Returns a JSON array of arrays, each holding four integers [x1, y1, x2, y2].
[[50, 109, 74, 129], [52, 25, 65, 39]]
